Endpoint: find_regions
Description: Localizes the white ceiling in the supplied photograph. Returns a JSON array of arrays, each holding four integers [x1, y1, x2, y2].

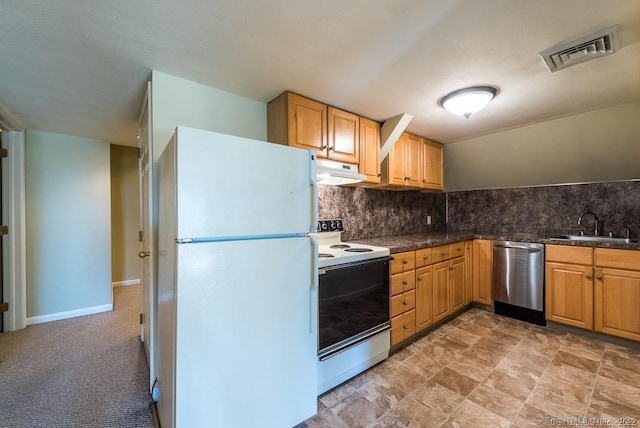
[[1, 0, 638, 147]]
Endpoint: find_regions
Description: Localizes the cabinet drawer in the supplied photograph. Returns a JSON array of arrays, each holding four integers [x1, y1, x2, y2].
[[390, 309, 416, 345], [391, 251, 415, 274], [595, 248, 640, 271], [450, 241, 465, 259], [390, 289, 416, 317], [432, 244, 451, 263], [415, 247, 433, 268], [390, 271, 415, 296], [546, 244, 593, 265]]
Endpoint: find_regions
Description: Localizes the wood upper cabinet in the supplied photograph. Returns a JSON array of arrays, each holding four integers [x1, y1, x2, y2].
[[267, 92, 359, 163], [415, 265, 433, 332], [381, 132, 422, 189], [593, 248, 640, 341], [545, 261, 594, 329], [358, 117, 381, 183], [421, 139, 443, 190], [327, 107, 359, 164], [472, 240, 493, 305]]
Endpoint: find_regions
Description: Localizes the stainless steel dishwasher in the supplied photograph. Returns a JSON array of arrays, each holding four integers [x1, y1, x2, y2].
[[492, 241, 546, 326]]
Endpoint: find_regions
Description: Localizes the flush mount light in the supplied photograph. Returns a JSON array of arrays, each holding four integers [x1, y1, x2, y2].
[[439, 85, 498, 119]]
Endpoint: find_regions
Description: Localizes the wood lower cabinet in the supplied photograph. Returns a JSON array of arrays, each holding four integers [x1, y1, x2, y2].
[[472, 240, 492, 305], [593, 248, 640, 341], [464, 241, 473, 304], [545, 262, 594, 329], [390, 251, 416, 345], [545, 245, 594, 330], [450, 257, 466, 312], [432, 261, 451, 322], [415, 265, 433, 332]]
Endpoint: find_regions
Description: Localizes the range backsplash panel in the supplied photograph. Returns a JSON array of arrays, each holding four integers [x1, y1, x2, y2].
[[318, 185, 446, 241], [447, 181, 640, 238]]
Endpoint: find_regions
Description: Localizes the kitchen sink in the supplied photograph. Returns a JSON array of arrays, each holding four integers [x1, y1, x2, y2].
[[549, 235, 637, 244]]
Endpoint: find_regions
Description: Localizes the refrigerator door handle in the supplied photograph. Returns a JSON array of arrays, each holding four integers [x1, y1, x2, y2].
[[309, 153, 318, 233], [310, 236, 318, 290], [309, 235, 319, 334]]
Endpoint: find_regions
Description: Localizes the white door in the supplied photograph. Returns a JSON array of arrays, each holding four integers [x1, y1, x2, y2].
[[138, 81, 156, 393]]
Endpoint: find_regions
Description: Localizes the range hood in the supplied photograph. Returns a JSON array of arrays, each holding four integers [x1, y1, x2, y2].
[[316, 159, 366, 185]]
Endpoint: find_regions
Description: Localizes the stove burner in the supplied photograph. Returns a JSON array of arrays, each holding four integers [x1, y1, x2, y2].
[[318, 253, 334, 258], [330, 244, 350, 249], [344, 248, 373, 253]]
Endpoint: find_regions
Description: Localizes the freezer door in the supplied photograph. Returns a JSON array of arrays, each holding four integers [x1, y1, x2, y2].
[[173, 127, 317, 239], [172, 237, 318, 428]]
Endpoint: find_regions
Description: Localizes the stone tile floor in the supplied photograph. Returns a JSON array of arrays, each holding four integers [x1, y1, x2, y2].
[[299, 309, 640, 427]]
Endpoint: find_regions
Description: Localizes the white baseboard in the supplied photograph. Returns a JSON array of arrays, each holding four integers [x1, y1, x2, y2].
[[26, 304, 113, 325], [112, 279, 141, 287]]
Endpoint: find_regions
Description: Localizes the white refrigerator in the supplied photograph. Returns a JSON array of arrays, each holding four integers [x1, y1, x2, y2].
[[156, 127, 318, 428]]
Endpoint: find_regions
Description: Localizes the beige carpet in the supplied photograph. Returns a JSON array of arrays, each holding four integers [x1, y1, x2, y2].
[[0, 285, 155, 428]]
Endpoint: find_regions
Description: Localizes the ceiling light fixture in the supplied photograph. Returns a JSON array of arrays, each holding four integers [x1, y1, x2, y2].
[[439, 86, 498, 119]]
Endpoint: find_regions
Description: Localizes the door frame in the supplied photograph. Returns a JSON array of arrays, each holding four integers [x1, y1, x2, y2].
[[1, 130, 27, 332]]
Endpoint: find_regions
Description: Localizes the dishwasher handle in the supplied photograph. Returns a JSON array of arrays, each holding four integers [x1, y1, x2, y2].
[[493, 243, 542, 253]]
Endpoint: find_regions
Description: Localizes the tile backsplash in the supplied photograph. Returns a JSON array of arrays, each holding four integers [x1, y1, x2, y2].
[[318, 180, 640, 241], [447, 180, 640, 238], [318, 185, 446, 241]]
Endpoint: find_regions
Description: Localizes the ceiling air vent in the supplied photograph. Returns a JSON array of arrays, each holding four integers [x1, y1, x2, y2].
[[539, 25, 618, 72]]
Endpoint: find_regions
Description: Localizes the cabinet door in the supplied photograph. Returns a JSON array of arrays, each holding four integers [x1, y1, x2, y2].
[[358, 117, 381, 183], [405, 133, 422, 187], [450, 257, 466, 312], [464, 241, 473, 303], [288, 93, 327, 157], [327, 107, 359, 163], [433, 261, 451, 322], [545, 262, 593, 330], [472, 240, 493, 305], [385, 133, 408, 186], [421, 139, 443, 190], [594, 267, 640, 341], [416, 266, 433, 332]]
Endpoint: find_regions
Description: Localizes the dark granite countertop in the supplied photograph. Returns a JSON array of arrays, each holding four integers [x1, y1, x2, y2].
[[347, 231, 640, 253]]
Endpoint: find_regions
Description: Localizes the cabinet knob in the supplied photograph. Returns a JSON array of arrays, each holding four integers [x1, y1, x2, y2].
[[320, 145, 327, 150], [138, 251, 150, 259], [403, 301, 408, 306], [450, 267, 455, 271], [596, 275, 603, 280], [402, 259, 408, 264], [586, 274, 592, 280], [457, 248, 462, 252], [417, 276, 422, 281], [441, 251, 446, 255], [328, 146, 335, 151], [377, 173, 382, 177], [403, 325, 409, 330], [402, 281, 408, 286]]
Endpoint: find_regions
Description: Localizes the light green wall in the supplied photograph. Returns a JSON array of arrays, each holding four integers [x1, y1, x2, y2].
[[444, 101, 640, 191], [110, 145, 140, 283], [151, 70, 267, 161], [25, 131, 112, 318]]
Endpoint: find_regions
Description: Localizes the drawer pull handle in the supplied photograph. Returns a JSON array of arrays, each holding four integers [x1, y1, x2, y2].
[[403, 325, 409, 330], [402, 281, 408, 285], [441, 251, 446, 255], [403, 301, 408, 305], [402, 260, 408, 264]]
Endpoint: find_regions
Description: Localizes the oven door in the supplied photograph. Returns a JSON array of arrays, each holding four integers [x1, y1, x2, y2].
[[318, 257, 390, 358]]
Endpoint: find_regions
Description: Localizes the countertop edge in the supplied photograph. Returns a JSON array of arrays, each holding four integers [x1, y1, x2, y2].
[[346, 232, 640, 253]]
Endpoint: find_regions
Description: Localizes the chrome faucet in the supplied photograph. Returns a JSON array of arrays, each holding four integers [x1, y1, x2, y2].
[[577, 211, 599, 236]]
